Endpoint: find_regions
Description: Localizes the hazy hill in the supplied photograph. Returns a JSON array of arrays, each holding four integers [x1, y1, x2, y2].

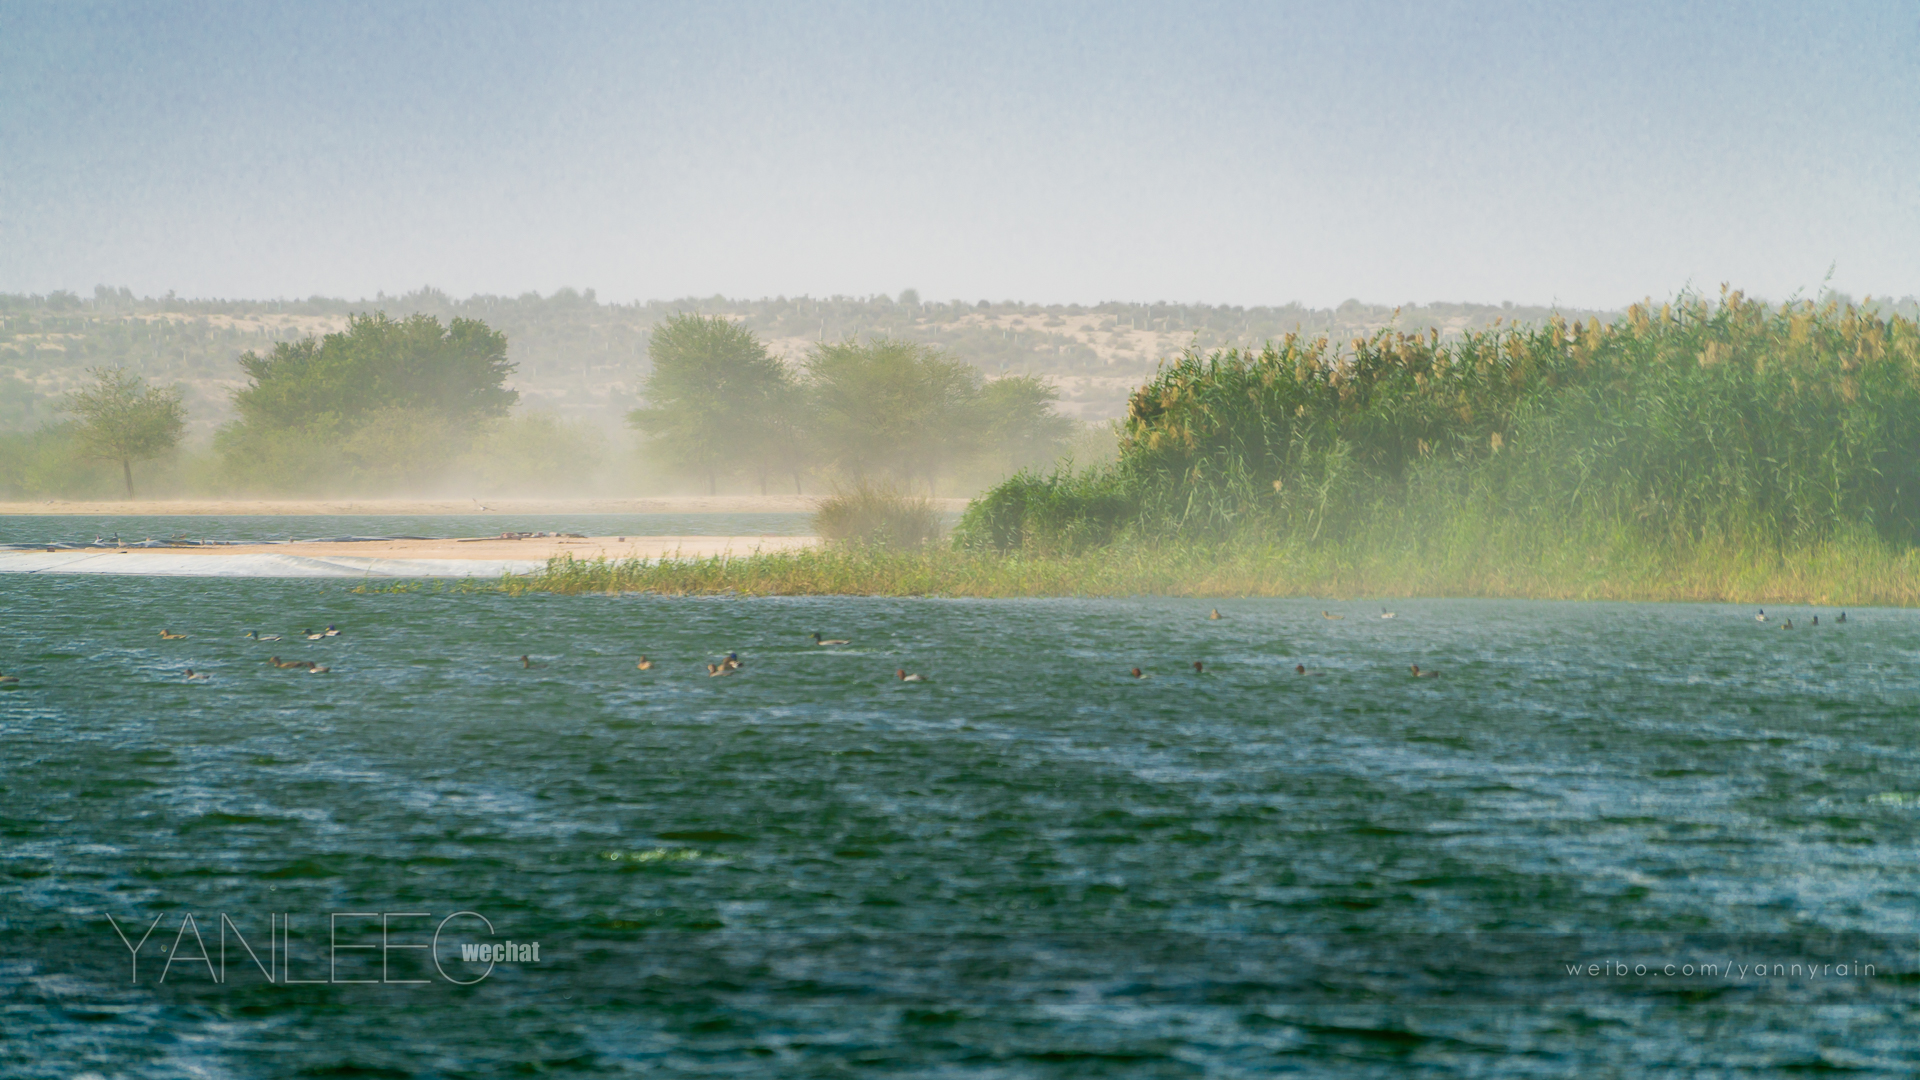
[[0, 286, 1657, 435]]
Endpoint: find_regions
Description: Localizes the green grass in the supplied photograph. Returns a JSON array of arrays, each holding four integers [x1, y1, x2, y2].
[[495, 526, 1920, 606]]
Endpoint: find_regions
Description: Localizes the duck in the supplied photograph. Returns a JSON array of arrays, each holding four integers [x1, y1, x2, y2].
[[303, 629, 325, 640], [1755, 610, 1768, 622], [1781, 618, 1794, 629], [707, 663, 735, 677], [1380, 610, 1396, 619], [322, 625, 341, 637], [724, 652, 743, 670], [635, 656, 653, 670], [307, 664, 330, 674], [1130, 667, 1149, 678], [267, 657, 308, 669], [0, 673, 20, 686], [245, 631, 282, 641], [183, 668, 209, 680], [1321, 611, 1344, 620], [1811, 616, 1819, 626], [1410, 664, 1439, 678], [896, 669, 927, 682], [1295, 664, 1324, 676], [159, 629, 187, 640], [1838, 611, 1848, 623], [1192, 661, 1208, 674], [1208, 608, 1223, 620], [520, 655, 544, 669], [812, 632, 852, 646]]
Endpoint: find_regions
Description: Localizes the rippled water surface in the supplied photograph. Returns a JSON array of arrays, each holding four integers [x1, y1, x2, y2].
[[5, 577, 1920, 1076]]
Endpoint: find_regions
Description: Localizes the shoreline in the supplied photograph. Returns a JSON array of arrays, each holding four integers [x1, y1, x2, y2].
[[0, 496, 971, 517], [0, 535, 819, 577]]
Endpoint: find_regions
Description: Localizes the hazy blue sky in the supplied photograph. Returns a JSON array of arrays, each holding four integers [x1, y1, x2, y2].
[[2, 1, 1913, 307]]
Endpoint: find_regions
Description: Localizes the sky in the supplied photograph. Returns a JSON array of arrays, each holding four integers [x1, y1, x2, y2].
[[1, 0, 1914, 308]]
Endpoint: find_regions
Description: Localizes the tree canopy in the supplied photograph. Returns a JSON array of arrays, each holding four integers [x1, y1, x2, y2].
[[61, 366, 186, 496], [627, 314, 802, 493], [806, 338, 985, 494], [232, 313, 516, 431]]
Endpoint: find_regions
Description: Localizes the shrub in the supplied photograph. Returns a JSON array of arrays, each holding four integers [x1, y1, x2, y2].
[[813, 481, 942, 548], [952, 465, 1137, 554]]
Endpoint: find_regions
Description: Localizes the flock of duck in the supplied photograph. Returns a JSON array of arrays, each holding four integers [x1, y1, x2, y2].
[[0, 606, 1858, 690]]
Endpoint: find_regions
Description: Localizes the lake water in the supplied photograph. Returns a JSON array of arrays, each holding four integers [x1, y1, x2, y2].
[[4, 577, 1919, 1076]]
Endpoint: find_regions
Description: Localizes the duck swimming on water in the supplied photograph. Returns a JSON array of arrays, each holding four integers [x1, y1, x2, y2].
[[183, 669, 209, 680], [1208, 608, 1222, 620], [896, 669, 926, 682], [1295, 664, 1325, 676], [636, 656, 653, 670], [1410, 664, 1439, 678], [520, 654, 544, 669], [1321, 611, 1344, 620], [245, 631, 281, 641], [159, 629, 186, 640], [812, 632, 851, 646], [1838, 612, 1848, 623], [1756, 610, 1768, 622]]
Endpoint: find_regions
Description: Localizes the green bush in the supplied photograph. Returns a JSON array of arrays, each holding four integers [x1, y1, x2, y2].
[[952, 465, 1137, 554], [813, 482, 942, 548]]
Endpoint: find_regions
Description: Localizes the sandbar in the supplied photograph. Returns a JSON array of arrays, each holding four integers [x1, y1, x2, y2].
[[0, 535, 818, 578], [0, 496, 969, 516]]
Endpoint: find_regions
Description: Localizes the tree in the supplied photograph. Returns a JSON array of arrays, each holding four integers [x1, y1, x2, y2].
[[231, 312, 515, 431], [628, 314, 801, 494], [975, 375, 1075, 474], [219, 313, 516, 490], [61, 367, 186, 496], [806, 337, 983, 495]]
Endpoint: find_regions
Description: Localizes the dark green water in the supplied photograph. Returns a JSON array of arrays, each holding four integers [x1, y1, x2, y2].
[[4, 577, 1920, 1076]]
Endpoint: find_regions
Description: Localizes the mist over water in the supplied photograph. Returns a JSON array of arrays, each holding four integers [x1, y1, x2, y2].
[[5, 577, 1919, 1074]]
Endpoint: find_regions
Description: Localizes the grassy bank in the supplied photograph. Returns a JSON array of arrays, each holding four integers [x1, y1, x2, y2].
[[497, 529, 1920, 606]]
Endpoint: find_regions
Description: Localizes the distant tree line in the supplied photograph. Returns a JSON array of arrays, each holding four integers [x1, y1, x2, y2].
[[628, 314, 1075, 495]]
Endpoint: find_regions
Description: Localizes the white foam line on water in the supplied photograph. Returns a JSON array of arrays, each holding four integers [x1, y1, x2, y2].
[[0, 551, 546, 578]]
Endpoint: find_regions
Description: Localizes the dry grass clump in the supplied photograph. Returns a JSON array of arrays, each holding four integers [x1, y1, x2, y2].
[[811, 481, 942, 549]]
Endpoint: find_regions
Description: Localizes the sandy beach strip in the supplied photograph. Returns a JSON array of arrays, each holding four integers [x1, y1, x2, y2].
[[0, 535, 819, 578], [0, 496, 969, 516]]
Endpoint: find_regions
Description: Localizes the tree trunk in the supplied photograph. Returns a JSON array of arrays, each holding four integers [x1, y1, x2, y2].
[[121, 458, 135, 498]]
